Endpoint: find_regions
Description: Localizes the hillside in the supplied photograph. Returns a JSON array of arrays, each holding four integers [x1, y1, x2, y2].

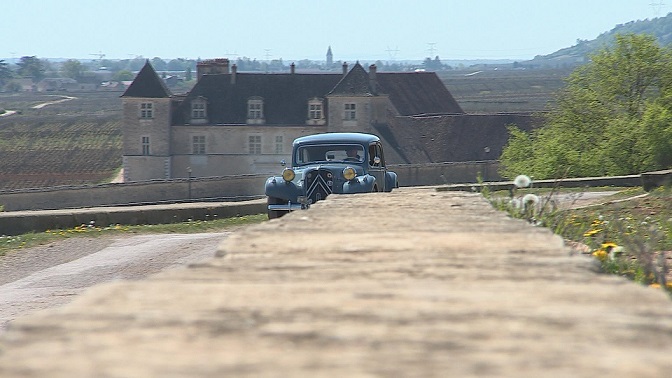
[[528, 12, 672, 67]]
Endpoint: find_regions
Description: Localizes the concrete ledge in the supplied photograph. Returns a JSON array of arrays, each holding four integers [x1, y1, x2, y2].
[[0, 199, 266, 236], [641, 169, 672, 191], [1, 188, 671, 377]]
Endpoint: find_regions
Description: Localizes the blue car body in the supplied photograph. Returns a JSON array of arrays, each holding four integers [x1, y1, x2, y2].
[[265, 133, 398, 218]]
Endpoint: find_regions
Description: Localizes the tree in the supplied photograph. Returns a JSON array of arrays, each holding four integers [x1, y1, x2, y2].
[[0, 59, 12, 87], [500, 33, 672, 179], [17, 56, 46, 83], [112, 70, 134, 81], [151, 57, 167, 71], [60, 59, 85, 80]]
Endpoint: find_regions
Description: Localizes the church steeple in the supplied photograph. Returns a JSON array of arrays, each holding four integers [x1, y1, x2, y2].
[[326, 46, 333, 68]]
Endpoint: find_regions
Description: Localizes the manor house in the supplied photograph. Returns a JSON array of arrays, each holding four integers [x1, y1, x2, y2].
[[120, 58, 466, 181]]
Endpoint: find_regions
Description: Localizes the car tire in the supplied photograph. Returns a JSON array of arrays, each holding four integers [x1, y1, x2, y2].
[[267, 196, 284, 219]]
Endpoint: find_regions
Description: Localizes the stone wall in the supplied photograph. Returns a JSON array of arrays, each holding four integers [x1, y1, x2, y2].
[[0, 175, 268, 211], [390, 161, 501, 186], [0, 162, 499, 211]]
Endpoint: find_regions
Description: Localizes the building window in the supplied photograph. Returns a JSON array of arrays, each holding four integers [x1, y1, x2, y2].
[[344, 103, 356, 120], [192, 135, 206, 155], [248, 135, 262, 155], [275, 135, 283, 154], [141, 136, 150, 155], [247, 98, 264, 119], [191, 100, 206, 119], [140, 102, 153, 118], [309, 102, 322, 120]]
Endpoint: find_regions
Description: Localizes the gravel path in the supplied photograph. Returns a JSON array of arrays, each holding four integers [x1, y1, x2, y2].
[[0, 232, 230, 332]]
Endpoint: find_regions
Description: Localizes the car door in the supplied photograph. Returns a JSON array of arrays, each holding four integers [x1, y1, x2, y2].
[[367, 142, 387, 192]]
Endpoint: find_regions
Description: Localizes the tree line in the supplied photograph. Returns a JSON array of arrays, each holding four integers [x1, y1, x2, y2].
[[500, 33, 672, 179], [0, 54, 455, 92]]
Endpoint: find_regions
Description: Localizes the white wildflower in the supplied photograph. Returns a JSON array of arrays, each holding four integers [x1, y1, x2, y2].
[[522, 193, 540, 209], [513, 175, 532, 188]]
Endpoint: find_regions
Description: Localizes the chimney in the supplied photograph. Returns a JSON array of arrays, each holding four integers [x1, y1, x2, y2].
[[196, 58, 230, 81], [231, 64, 237, 84], [290, 62, 295, 74], [369, 64, 377, 94], [342, 62, 348, 76]]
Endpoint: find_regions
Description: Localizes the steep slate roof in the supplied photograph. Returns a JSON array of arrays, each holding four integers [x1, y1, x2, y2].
[[374, 113, 541, 164], [376, 72, 463, 115], [121, 61, 172, 98], [328, 62, 463, 115], [173, 72, 343, 125], [171, 62, 464, 124], [328, 63, 374, 96]]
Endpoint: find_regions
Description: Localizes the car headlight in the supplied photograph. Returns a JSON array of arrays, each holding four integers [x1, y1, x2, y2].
[[342, 167, 356, 181], [282, 168, 296, 182]]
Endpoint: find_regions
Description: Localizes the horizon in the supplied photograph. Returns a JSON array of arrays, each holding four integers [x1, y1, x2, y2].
[[1, 0, 667, 63]]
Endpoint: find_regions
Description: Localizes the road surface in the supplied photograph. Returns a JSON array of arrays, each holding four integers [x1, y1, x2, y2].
[[0, 232, 230, 332]]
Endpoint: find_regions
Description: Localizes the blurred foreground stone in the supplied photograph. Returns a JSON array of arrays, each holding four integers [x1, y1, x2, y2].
[[1, 188, 671, 377]]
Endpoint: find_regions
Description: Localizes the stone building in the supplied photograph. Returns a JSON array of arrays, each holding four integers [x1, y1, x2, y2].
[[120, 58, 465, 182]]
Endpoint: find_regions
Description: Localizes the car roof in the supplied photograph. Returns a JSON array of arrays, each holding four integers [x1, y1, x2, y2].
[[293, 132, 380, 146]]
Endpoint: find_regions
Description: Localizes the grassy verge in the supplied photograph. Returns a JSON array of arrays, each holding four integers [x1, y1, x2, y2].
[[483, 177, 672, 296], [0, 214, 267, 257]]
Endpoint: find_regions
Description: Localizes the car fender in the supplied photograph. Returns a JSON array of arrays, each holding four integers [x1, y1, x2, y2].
[[342, 174, 376, 193], [265, 177, 303, 202], [385, 171, 398, 192]]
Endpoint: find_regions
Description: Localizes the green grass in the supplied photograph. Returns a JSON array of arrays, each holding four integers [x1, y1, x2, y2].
[[0, 214, 267, 257], [486, 184, 672, 295]]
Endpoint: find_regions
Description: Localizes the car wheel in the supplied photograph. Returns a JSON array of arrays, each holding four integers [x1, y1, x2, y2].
[[267, 196, 284, 219]]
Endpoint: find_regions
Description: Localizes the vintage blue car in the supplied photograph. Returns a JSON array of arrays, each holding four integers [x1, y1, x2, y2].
[[265, 132, 398, 218]]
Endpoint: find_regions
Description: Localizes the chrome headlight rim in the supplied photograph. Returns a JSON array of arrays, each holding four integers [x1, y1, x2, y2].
[[282, 168, 296, 182], [342, 166, 356, 181]]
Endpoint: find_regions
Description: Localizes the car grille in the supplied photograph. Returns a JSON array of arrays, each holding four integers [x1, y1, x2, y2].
[[304, 169, 334, 204]]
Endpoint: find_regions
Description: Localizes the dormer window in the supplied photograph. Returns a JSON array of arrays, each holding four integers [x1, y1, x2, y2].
[[344, 103, 356, 120], [191, 99, 206, 119], [247, 97, 264, 124], [190, 98, 207, 124], [139, 102, 153, 118], [307, 98, 326, 126]]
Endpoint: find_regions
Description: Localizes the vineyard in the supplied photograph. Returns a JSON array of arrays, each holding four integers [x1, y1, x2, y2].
[[0, 91, 122, 190], [439, 67, 571, 113]]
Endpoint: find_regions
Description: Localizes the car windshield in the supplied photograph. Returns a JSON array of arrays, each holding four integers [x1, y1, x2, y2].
[[295, 144, 365, 165]]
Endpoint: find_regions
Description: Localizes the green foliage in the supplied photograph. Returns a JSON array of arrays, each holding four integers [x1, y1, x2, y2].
[[112, 70, 134, 81], [17, 56, 46, 83], [0, 59, 12, 87], [500, 34, 672, 179], [60, 59, 86, 80]]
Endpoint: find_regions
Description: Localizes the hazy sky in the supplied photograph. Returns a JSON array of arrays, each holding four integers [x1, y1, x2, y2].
[[1, 0, 668, 62]]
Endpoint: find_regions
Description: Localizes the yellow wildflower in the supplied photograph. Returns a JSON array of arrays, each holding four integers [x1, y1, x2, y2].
[[592, 250, 608, 261], [584, 229, 601, 237]]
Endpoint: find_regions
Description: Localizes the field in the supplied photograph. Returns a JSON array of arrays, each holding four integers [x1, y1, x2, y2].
[[0, 91, 122, 190], [439, 67, 571, 113]]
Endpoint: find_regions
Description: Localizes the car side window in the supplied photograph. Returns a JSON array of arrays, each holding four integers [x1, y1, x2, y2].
[[369, 143, 385, 167]]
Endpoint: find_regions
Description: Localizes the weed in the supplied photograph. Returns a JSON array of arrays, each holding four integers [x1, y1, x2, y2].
[[483, 176, 672, 296], [0, 214, 267, 257]]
